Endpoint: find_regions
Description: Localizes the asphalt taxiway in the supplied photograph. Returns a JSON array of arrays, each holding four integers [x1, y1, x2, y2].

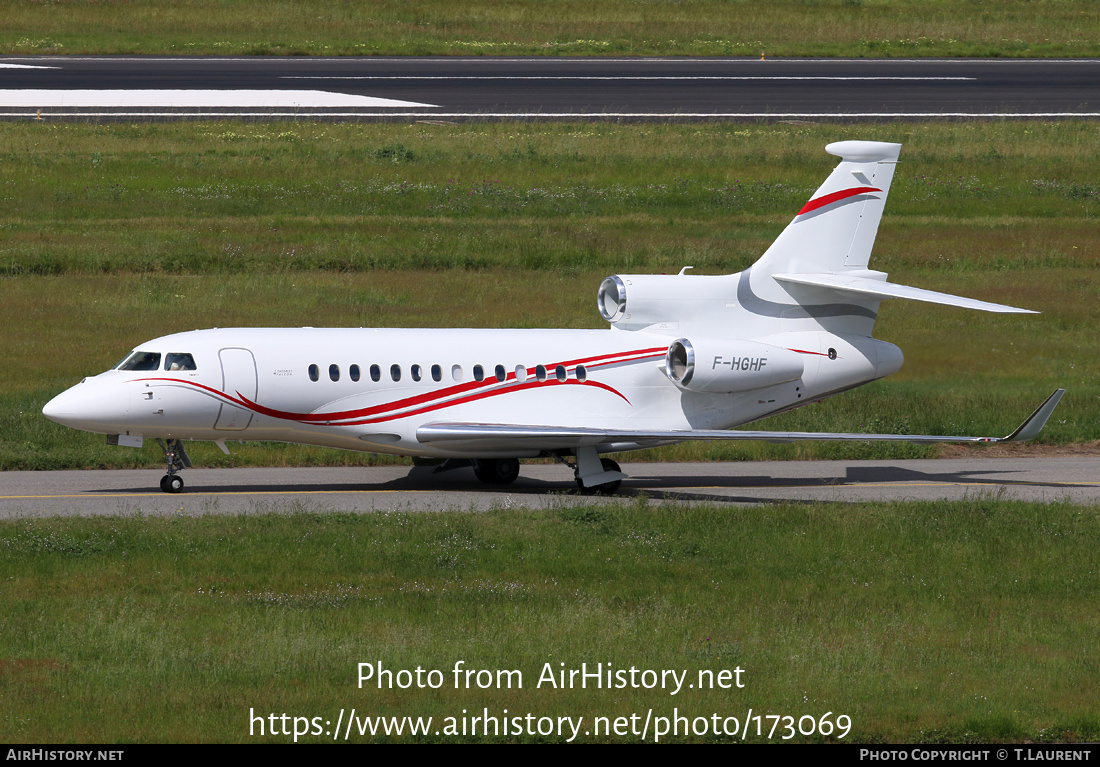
[[1, 457, 1097, 517]]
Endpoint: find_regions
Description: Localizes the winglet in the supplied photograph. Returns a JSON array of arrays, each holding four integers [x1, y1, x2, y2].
[[1001, 389, 1066, 442]]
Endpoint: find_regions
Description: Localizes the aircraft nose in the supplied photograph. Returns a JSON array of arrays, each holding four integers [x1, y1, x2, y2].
[[42, 386, 75, 425], [42, 378, 129, 433]]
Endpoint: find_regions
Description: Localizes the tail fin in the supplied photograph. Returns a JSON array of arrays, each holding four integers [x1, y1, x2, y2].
[[740, 141, 1033, 337], [754, 140, 901, 276]]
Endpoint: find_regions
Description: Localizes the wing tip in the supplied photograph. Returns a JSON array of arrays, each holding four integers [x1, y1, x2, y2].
[[1002, 388, 1066, 443]]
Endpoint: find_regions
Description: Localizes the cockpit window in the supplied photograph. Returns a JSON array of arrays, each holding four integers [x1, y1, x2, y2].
[[117, 351, 162, 371], [165, 353, 197, 372]]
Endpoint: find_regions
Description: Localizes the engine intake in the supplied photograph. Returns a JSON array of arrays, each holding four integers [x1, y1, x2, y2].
[[597, 276, 628, 322], [596, 272, 736, 329]]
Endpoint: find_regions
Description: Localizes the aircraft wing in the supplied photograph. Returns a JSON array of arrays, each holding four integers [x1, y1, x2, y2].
[[416, 389, 1065, 450]]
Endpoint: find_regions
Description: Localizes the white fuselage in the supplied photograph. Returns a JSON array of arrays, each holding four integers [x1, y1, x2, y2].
[[41, 141, 1048, 494], [42, 325, 902, 458]]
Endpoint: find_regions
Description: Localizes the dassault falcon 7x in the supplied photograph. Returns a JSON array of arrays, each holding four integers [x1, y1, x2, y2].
[[43, 141, 1064, 494]]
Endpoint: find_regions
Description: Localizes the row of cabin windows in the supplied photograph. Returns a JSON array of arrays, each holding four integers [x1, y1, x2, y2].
[[307, 362, 588, 384]]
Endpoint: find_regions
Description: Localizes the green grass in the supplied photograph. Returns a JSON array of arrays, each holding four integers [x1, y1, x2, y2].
[[1, 500, 1097, 742], [2, 121, 1098, 277], [1, 0, 1099, 57], [1, 120, 1096, 469]]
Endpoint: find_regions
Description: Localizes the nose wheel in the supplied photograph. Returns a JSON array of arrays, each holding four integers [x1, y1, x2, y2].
[[156, 438, 191, 494]]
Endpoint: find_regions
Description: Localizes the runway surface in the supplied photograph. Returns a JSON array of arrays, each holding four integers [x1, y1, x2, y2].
[[2, 458, 1097, 517], [1, 56, 1098, 119]]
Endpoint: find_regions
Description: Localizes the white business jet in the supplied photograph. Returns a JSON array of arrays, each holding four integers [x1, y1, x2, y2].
[[42, 140, 1064, 494]]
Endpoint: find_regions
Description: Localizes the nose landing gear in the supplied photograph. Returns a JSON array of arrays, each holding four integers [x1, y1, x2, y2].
[[157, 438, 191, 493]]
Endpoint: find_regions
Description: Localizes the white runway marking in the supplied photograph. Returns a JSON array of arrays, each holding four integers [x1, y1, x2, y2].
[[9, 56, 1097, 64], [0, 89, 438, 108], [284, 75, 975, 81], [0, 63, 59, 69], [5, 112, 1099, 119]]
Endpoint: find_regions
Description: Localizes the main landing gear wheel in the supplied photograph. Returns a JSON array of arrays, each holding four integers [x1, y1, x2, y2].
[[473, 458, 521, 485], [577, 458, 622, 495], [160, 474, 184, 494]]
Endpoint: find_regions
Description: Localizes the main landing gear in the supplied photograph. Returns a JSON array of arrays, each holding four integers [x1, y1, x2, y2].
[[157, 438, 191, 494], [472, 458, 521, 485], [575, 457, 622, 495], [545, 448, 624, 495], [566, 446, 625, 495], [446, 451, 625, 494]]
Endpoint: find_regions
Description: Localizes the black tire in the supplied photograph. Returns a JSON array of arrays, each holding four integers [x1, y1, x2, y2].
[[473, 458, 520, 485], [576, 457, 622, 495], [163, 474, 184, 494]]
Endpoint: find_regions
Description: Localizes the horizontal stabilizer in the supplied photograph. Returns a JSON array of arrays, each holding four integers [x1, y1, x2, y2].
[[773, 272, 1037, 314], [417, 390, 1064, 449]]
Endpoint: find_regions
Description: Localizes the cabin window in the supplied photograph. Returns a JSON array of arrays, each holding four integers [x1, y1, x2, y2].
[[308, 364, 319, 382], [535, 364, 547, 382], [164, 353, 197, 372], [431, 364, 443, 382], [575, 365, 587, 382], [390, 364, 401, 382], [555, 365, 567, 382], [329, 364, 340, 382], [350, 364, 361, 382], [370, 364, 381, 382], [473, 364, 485, 382], [411, 364, 422, 382], [515, 365, 527, 382], [118, 351, 161, 371], [494, 364, 506, 382], [451, 364, 463, 382]]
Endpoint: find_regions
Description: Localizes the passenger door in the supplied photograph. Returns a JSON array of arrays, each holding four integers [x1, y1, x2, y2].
[[214, 347, 258, 431]]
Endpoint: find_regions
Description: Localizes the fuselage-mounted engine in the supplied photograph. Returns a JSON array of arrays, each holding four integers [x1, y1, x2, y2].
[[596, 272, 736, 330], [664, 337, 805, 393]]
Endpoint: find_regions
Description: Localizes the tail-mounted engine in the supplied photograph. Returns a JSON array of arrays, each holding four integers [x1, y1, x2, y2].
[[597, 273, 736, 330], [664, 337, 805, 393]]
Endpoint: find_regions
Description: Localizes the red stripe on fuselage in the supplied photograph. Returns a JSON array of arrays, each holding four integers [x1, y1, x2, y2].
[[245, 346, 663, 423], [135, 346, 666, 425], [306, 378, 630, 426], [135, 377, 248, 406]]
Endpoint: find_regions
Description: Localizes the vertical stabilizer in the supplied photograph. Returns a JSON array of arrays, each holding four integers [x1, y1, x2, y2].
[[736, 141, 901, 336], [753, 140, 901, 277]]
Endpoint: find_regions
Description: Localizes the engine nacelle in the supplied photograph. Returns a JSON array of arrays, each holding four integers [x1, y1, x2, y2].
[[665, 337, 805, 393], [597, 273, 735, 329]]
